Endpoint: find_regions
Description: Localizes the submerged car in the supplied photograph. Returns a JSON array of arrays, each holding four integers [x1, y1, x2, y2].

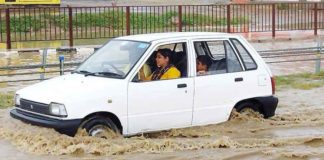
[[10, 32, 278, 137]]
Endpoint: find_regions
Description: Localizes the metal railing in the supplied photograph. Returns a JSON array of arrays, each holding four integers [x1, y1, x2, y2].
[[0, 46, 322, 84], [259, 47, 323, 63], [0, 2, 324, 49]]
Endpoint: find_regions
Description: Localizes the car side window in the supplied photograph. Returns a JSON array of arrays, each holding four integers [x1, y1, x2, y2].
[[207, 41, 226, 59], [194, 40, 242, 75], [224, 41, 243, 73], [231, 38, 257, 70], [194, 42, 208, 56], [134, 42, 188, 82]]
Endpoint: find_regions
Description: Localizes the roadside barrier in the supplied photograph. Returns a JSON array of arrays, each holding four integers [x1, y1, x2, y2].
[[0, 46, 323, 84]]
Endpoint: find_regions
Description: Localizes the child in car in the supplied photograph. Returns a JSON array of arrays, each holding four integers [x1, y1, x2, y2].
[[196, 55, 212, 76]]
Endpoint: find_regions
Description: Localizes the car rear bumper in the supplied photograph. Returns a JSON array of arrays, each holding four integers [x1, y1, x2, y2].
[[10, 108, 81, 136], [256, 96, 278, 118]]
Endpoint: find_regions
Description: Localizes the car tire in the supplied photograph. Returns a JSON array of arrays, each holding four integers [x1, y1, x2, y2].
[[81, 116, 120, 138], [235, 101, 261, 114]]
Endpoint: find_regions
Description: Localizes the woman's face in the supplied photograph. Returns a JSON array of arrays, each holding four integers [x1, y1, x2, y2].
[[156, 52, 169, 68]]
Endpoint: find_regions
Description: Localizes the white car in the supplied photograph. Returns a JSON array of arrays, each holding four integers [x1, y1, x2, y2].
[[10, 32, 278, 137]]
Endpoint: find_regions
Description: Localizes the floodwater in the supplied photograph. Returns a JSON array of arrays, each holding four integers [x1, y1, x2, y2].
[[0, 86, 324, 159]]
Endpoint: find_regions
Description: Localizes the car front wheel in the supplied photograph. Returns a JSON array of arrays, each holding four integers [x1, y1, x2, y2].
[[81, 116, 120, 138]]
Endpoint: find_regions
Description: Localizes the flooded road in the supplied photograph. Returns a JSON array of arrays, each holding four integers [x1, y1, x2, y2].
[[0, 86, 324, 159]]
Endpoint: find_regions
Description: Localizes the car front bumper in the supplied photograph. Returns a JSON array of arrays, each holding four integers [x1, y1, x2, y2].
[[10, 108, 81, 136]]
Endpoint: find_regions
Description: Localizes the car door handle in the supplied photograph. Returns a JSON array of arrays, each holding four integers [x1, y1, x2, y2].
[[177, 83, 187, 88], [235, 77, 243, 82]]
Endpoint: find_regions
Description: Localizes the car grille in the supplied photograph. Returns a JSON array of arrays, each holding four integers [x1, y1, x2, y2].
[[18, 99, 50, 115]]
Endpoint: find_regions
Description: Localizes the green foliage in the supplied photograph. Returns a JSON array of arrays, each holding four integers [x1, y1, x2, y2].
[[0, 24, 4, 33], [1, 11, 249, 33], [275, 76, 291, 86], [291, 82, 322, 90], [49, 14, 69, 30], [0, 92, 14, 109], [50, 11, 126, 30], [277, 3, 289, 10], [183, 14, 214, 26], [1, 16, 43, 33], [183, 14, 248, 26], [275, 71, 324, 90], [130, 11, 178, 29], [230, 16, 249, 25]]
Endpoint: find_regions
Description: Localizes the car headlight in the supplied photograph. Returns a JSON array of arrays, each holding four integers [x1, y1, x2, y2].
[[49, 103, 67, 117], [15, 94, 21, 106]]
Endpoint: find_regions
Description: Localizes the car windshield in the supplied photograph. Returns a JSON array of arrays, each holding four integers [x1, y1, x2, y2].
[[76, 40, 150, 78]]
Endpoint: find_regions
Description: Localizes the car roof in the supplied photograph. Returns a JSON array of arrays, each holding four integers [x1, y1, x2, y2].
[[115, 32, 235, 42]]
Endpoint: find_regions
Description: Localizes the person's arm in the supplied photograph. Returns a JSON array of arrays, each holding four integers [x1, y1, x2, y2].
[[143, 64, 152, 77], [139, 66, 152, 81]]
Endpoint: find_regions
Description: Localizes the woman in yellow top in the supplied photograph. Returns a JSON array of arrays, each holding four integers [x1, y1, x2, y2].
[[139, 48, 180, 81]]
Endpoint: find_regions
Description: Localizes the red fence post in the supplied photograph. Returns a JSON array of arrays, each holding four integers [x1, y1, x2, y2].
[[227, 5, 231, 33], [5, 8, 11, 50], [68, 7, 73, 47], [178, 5, 182, 32], [314, 3, 318, 36], [272, 4, 276, 38], [126, 6, 130, 35]]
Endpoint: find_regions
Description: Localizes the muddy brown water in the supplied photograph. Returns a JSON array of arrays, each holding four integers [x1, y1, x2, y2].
[[0, 87, 324, 159]]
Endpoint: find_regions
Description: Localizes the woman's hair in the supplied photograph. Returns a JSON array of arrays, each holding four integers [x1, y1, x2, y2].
[[197, 55, 212, 69], [157, 48, 174, 64]]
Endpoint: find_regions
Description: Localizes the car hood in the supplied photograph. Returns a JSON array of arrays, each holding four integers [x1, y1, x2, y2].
[[17, 73, 125, 104]]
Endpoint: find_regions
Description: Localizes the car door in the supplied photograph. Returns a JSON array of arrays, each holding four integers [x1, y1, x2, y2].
[[191, 39, 245, 126], [127, 41, 194, 134], [230, 38, 271, 97]]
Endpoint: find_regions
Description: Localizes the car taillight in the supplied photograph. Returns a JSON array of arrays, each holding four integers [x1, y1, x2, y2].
[[271, 77, 275, 95]]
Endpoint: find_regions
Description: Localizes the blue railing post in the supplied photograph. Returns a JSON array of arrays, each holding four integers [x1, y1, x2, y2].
[[59, 55, 65, 75]]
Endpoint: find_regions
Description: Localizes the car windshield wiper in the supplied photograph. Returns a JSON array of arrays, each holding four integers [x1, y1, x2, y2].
[[84, 71, 123, 78]]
